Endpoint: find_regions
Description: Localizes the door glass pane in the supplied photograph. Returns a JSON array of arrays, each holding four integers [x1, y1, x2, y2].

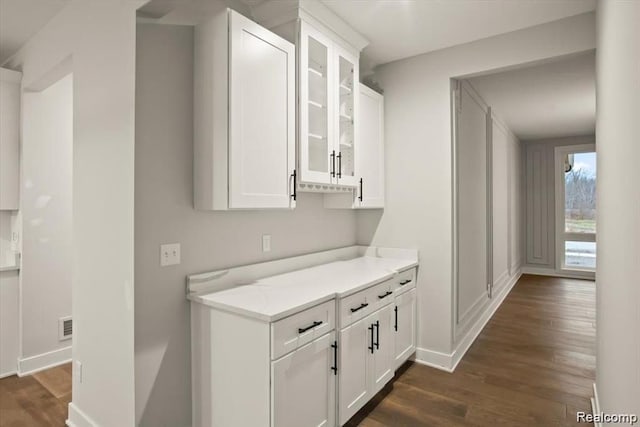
[[338, 55, 355, 180], [565, 152, 596, 233], [307, 36, 328, 173], [565, 241, 596, 270]]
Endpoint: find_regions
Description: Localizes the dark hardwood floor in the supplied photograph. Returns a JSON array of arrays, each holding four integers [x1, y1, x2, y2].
[[0, 363, 70, 426], [347, 274, 596, 426], [0, 275, 595, 427]]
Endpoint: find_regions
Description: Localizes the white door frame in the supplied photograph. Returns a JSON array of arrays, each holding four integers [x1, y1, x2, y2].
[[554, 143, 596, 277]]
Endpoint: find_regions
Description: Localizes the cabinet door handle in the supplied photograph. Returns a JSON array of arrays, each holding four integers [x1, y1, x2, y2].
[[368, 324, 375, 353], [378, 291, 393, 300], [331, 341, 338, 375], [359, 178, 363, 202], [337, 152, 342, 178], [330, 150, 336, 178], [350, 302, 369, 313], [298, 320, 322, 334], [400, 279, 412, 286], [290, 169, 297, 201], [394, 306, 398, 332], [374, 320, 380, 350]]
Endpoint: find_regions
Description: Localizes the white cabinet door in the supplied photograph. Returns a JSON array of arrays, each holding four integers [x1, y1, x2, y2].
[[228, 11, 296, 209], [272, 332, 336, 427], [338, 315, 371, 425], [355, 84, 384, 208], [394, 288, 417, 369], [333, 45, 358, 187], [299, 21, 334, 185], [370, 304, 394, 394], [0, 69, 21, 210]]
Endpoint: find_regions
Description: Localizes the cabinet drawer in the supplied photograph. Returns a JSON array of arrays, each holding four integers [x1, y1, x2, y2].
[[339, 279, 394, 329], [271, 300, 335, 360], [393, 268, 416, 295]]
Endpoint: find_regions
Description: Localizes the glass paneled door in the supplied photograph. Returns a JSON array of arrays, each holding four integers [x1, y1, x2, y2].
[[555, 145, 597, 272], [333, 45, 358, 187]]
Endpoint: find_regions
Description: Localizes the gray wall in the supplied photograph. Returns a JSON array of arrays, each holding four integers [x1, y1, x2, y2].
[[523, 134, 595, 271], [134, 23, 357, 426]]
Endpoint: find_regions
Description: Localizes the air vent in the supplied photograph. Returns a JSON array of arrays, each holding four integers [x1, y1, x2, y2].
[[59, 316, 72, 341]]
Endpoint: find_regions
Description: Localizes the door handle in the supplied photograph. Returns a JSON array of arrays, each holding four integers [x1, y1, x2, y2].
[[330, 150, 336, 178], [394, 306, 398, 332], [368, 324, 375, 354], [337, 152, 342, 178], [374, 320, 380, 350], [331, 341, 338, 375], [290, 169, 297, 201], [298, 320, 322, 334], [378, 291, 393, 300], [350, 302, 369, 313], [359, 178, 363, 202]]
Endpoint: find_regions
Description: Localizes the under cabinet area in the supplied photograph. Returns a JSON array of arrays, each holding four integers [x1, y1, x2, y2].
[[194, 9, 296, 210], [188, 246, 418, 427]]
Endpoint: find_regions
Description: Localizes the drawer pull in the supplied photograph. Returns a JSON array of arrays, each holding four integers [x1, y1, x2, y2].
[[350, 303, 369, 313], [378, 291, 393, 299], [399, 279, 412, 286], [298, 320, 323, 334]]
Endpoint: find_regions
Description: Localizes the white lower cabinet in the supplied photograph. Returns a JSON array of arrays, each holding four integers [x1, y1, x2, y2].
[[272, 332, 336, 427], [394, 287, 417, 369], [338, 301, 394, 425]]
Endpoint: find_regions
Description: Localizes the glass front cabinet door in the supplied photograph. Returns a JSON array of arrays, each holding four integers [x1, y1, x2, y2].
[[298, 20, 359, 187]]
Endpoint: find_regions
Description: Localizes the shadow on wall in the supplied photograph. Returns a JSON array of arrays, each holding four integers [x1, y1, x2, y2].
[[356, 210, 384, 246]]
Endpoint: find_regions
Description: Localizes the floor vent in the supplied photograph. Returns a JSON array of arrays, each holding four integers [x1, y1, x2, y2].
[[59, 316, 72, 341]]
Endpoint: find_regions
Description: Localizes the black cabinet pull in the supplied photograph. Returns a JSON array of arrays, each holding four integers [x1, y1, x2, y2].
[[394, 306, 398, 332], [290, 169, 297, 201], [374, 320, 380, 349], [331, 341, 338, 375], [330, 151, 336, 178], [350, 302, 369, 313], [358, 178, 363, 202], [298, 320, 322, 334], [399, 279, 412, 286], [378, 291, 393, 300], [368, 324, 375, 353], [337, 152, 342, 178]]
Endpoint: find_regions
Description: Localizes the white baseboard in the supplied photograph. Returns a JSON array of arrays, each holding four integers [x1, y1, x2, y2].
[[67, 402, 97, 427], [414, 270, 521, 373], [0, 370, 17, 379], [521, 266, 595, 280], [591, 383, 602, 427], [17, 345, 71, 376]]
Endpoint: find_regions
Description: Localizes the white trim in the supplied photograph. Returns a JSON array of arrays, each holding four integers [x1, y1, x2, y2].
[[591, 383, 602, 427], [521, 266, 595, 280], [416, 270, 521, 373], [67, 402, 97, 427], [17, 345, 71, 376], [0, 369, 17, 379]]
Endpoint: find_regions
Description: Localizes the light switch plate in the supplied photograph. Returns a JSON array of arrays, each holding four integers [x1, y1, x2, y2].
[[262, 235, 271, 252], [160, 243, 181, 266]]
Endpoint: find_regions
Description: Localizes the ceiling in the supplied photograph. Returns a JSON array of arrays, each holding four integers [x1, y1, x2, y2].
[[320, 0, 595, 67], [0, 0, 68, 64], [468, 51, 596, 140]]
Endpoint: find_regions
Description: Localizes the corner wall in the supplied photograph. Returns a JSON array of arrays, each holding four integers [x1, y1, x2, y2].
[[134, 23, 357, 426], [357, 12, 596, 365], [6, 1, 144, 425]]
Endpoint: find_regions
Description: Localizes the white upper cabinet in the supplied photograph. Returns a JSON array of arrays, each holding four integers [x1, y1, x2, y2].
[[0, 68, 21, 211], [194, 9, 296, 210], [324, 83, 385, 209], [298, 20, 359, 188]]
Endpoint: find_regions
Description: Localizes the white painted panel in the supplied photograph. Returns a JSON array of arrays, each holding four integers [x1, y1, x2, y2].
[[456, 82, 488, 323], [272, 332, 336, 427], [0, 69, 21, 210], [371, 304, 394, 394], [338, 316, 370, 425], [492, 119, 509, 288], [0, 271, 19, 377], [394, 287, 416, 369], [356, 84, 384, 208], [229, 11, 295, 208]]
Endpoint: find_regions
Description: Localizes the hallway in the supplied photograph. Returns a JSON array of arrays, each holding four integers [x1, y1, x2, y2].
[[348, 275, 596, 426]]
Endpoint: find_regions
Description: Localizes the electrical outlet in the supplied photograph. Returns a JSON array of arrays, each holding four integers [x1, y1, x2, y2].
[[262, 235, 271, 253], [160, 243, 181, 266]]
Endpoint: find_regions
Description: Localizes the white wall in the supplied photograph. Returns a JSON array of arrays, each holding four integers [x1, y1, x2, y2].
[[595, 0, 640, 418], [357, 12, 595, 364], [20, 73, 72, 363], [6, 1, 143, 425], [134, 23, 357, 426], [521, 135, 595, 273]]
